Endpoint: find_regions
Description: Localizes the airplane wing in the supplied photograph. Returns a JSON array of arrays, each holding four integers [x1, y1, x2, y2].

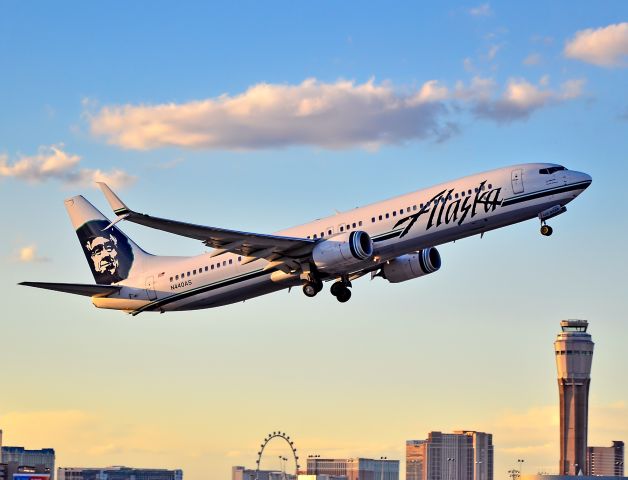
[[97, 183, 316, 271], [19, 281, 121, 297]]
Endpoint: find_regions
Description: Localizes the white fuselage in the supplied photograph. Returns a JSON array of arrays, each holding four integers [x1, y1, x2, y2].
[[94, 163, 591, 314]]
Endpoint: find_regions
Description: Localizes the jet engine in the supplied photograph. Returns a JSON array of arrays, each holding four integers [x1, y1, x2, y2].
[[380, 248, 441, 283], [312, 230, 373, 273]]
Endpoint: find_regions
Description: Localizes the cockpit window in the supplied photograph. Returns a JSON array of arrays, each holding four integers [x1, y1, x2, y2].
[[539, 166, 566, 174]]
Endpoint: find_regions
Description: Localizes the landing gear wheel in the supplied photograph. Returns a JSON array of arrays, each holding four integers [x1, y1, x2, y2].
[[330, 281, 345, 297], [540, 224, 553, 236], [336, 287, 352, 303], [303, 282, 319, 297]]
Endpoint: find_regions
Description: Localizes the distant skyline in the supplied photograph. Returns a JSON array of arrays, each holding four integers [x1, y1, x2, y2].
[[1, 2, 627, 480]]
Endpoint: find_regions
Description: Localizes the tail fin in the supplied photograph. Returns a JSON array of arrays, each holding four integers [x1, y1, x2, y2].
[[65, 195, 151, 285]]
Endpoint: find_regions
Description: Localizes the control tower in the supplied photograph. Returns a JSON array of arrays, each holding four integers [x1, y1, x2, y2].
[[554, 319, 594, 476]]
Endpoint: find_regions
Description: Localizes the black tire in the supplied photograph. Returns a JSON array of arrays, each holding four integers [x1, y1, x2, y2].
[[546, 226, 553, 236], [314, 280, 324, 293], [336, 287, 352, 303], [303, 283, 318, 297], [330, 281, 344, 297], [540, 225, 551, 236]]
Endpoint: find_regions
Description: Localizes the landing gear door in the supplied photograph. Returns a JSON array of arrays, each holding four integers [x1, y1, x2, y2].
[[145, 276, 157, 300], [511, 169, 524, 194]]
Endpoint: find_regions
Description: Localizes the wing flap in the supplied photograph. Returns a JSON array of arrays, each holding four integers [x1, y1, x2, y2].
[[19, 282, 121, 297]]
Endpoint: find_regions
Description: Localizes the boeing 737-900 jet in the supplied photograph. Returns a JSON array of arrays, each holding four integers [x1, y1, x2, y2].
[[20, 163, 591, 314]]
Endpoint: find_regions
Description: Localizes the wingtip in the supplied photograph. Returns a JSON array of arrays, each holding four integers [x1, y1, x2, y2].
[[97, 181, 130, 215]]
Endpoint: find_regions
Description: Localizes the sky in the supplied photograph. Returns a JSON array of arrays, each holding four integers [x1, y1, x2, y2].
[[0, 1, 627, 479]]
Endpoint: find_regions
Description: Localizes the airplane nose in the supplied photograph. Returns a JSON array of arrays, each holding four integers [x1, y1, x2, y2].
[[580, 172, 592, 186]]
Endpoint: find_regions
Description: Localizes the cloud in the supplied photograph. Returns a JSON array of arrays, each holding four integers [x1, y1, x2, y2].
[[564, 22, 628, 67], [0, 145, 135, 189], [469, 4, 493, 17], [456, 76, 585, 122], [88, 78, 461, 150], [88, 76, 586, 151], [17, 245, 49, 263], [523, 53, 542, 66]]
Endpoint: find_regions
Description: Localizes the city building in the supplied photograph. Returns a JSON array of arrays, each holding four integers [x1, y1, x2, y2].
[[554, 319, 594, 475], [306, 457, 399, 480], [298, 476, 346, 480], [0, 430, 55, 480], [405, 431, 493, 480], [587, 441, 624, 476], [232, 466, 296, 480], [57, 467, 182, 480]]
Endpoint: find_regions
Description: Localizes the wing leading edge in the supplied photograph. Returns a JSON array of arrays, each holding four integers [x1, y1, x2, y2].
[[97, 182, 315, 271]]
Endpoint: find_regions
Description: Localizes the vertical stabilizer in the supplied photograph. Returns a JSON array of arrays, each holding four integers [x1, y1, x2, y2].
[[65, 195, 151, 285]]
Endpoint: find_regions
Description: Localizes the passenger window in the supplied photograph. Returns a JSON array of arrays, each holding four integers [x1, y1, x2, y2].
[[223, 261, 226, 266], [229, 259, 233, 265], [468, 189, 472, 195], [238, 256, 242, 262], [352, 223, 356, 228], [359, 221, 362, 226], [386, 213, 389, 219], [413, 205, 417, 211], [475, 188, 478, 193], [175, 275, 179, 280], [455, 193, 459, 199], [217, 263, 220, 269], [461, 191, 465, 197], [379, 215, 383, 220], [313, 234, 317, 239], [307, 235, 311, 239], [346, 224, 350, 230], [211, 265, 214, 270], [372, 217, 376, 223], [193, 269, 196, 275], [340, 226, 344, 232], [393, 211, 397, 217], [320, 232, 324, 237], [399, 209, 403, 214], [328, 229, 332, 235], [187, 272, 190, 277], [205, 266, 208, 272], [488, 184, 492, 189]]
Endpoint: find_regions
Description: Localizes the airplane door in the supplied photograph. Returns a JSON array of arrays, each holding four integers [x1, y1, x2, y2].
[[145, 276, 157, 300], [511, 169, 524, 194]]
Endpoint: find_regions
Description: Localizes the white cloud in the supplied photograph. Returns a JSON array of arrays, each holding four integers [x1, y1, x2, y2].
[[88, 78, 458, 150], [456, 76, 585, 123], [564, 22, 628, 67], [469, 4, 493, 17], [17, 245, 49, 263], [0, 145, 135, 189], [523, 53, 542, 66], [87, 76, 586, 151]]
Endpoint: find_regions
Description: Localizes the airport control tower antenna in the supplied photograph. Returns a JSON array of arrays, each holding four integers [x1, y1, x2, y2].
[[554, 319, 594, 476]]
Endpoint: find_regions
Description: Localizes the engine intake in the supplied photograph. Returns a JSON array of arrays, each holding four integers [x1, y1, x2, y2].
[[381, 248, 441, 283], [312, 230, 373, 273]]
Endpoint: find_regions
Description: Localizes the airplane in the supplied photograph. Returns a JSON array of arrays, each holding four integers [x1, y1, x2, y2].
[[20, 163, 591, 314]]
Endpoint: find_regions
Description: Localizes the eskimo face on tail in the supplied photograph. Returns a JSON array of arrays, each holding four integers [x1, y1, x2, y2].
[[76, 220, 134, 284]]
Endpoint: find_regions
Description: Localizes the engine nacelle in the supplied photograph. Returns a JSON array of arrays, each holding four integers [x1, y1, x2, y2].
[[312, 230, 373, 273], [381, 248, 441, 283]]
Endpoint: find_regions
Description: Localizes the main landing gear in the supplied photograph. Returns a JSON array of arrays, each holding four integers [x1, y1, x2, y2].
[[302, 279, 323, 297], [330, 279, 352, 303], [540, 223, 553, 237], [302, 276, 353, 303]]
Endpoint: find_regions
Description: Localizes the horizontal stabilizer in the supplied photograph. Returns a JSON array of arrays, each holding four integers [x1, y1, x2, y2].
[[19, 281, 121, 297]]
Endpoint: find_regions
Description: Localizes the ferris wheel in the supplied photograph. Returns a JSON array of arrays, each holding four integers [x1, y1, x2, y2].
[[255, 431, 300, 480]]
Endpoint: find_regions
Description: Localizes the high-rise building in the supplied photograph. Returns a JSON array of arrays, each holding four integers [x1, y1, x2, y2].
[[586, 441, 624, 476], [405, 431, 493, 480], [57, 467, 182, 480], [0, 431, 55, 480], [306, 458, 399, 480], [554, 319, 594, 475]]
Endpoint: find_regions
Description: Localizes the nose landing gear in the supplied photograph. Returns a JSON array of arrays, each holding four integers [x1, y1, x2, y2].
[[540, 223, 553, 236]]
